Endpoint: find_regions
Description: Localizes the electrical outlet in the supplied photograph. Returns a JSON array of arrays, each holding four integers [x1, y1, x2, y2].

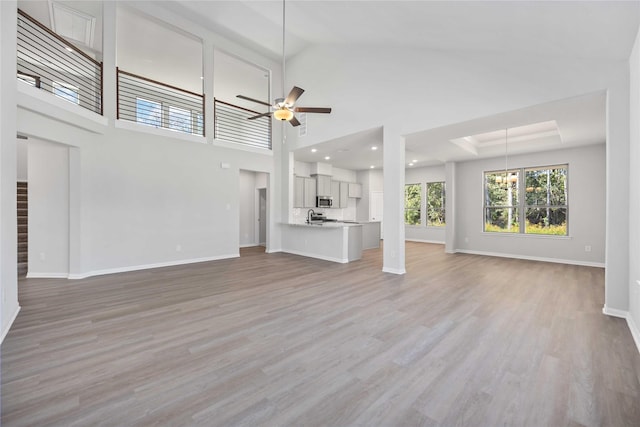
[[176, 244, 182, 252], [585, 245, 591, 252], [39, 252, 45, 261]]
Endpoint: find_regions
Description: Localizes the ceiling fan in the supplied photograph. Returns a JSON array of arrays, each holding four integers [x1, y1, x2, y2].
[[236, 0, 331, 127]]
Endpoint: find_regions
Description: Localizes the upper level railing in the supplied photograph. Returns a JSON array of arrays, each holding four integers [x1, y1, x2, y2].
[[117, 68, 205, 136], [17, 9, 103, 115], [214, 99, 271, 150]]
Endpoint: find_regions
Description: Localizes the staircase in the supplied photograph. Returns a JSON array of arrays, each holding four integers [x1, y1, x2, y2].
[[17, 182, 28, 276]]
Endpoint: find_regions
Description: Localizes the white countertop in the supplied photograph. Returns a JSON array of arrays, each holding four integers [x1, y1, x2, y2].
[[285, 222, 362, 228]]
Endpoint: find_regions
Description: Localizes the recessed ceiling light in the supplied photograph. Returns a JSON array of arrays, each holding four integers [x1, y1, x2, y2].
[[311, 148, 317, 153], [371, 146, 378, 150], [370, 165, 375, 169], [412, 159, 417, 163], [324, 156, 330, 160], [408, 163, 414, 166], [65, 47, 73, 52], [200, 76, 204, 80]]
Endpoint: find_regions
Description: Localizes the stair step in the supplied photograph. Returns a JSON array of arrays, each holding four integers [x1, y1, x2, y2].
[[17, 263, 27, 276], [17, 217, 27, 226]]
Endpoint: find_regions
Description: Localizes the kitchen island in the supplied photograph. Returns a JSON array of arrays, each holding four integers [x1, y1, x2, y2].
[[281, 222, 363, 263]]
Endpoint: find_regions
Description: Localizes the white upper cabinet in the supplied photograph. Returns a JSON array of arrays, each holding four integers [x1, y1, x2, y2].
[[348, 183, 362, 198]]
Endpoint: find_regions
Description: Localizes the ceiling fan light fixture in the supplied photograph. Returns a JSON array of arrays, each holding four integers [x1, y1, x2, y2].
[[274, 108, 294, 121]]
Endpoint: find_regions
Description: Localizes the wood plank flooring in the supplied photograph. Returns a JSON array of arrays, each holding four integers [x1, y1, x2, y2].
[[2, 242, 640, 426]]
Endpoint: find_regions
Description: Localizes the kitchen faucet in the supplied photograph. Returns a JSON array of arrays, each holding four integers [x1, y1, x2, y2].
[[307, 209, 315, 224]]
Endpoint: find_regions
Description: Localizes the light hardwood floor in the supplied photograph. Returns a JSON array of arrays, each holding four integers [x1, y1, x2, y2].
[[2, 242, 640, 426]]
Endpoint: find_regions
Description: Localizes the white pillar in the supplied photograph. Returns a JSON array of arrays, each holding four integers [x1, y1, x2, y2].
[[382, 125, 405, 274], [444, 161, 456, 253], [102, 1, 116, 122], [1, 1, 19, 342]]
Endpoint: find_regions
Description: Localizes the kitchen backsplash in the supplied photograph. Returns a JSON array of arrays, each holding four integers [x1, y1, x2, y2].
[[292, 203, 357, 224]]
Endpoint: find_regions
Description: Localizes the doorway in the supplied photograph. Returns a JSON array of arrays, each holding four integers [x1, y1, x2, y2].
[[257, 188, 267, 246], [239, 170, 269, 252]]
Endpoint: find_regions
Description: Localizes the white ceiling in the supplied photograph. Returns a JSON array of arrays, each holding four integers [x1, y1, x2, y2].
[[169, 1, 639, 62], [294, 91, 606, 171]]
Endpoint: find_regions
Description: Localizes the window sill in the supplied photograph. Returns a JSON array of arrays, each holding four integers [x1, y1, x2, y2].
[[481, 232, 572, 240]]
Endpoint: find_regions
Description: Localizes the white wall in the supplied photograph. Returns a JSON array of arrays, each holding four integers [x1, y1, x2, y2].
[[454, 144, 606, 266], [28, 139, 69, 277], [628, 27, 640, 350], [405, 164, 446, 243], [1, 1, 19, 341], [16, 139, 27, 181]]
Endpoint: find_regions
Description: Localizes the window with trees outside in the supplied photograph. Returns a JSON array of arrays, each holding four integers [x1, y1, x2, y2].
[[426, 182, 446, 227], [405, 184, 421, 225], [484, 164, 568, 235]]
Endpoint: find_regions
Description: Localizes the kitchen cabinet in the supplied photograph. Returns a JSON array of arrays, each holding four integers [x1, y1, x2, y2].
[[314, 174, 332, 196], [304, 177, 317, 208], [294, 176, 317, 208], [348, 183, 362, 198], [340, 182, 349, 208], [331, 181, 340, 207]]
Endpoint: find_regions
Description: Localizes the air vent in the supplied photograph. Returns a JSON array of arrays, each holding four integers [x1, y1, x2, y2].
[[49, 1, 96, 48], [298, 113, 307, 137]]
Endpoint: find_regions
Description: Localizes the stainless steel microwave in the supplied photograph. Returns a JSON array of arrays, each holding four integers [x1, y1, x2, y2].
[[317, 196, 333, 208]]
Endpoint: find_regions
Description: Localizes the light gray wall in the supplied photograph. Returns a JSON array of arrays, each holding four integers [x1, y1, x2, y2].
[[28, 139, 69, 276], [405, 164, 446, 243], [454, 144, 606, 266], [628, 27, 640, 346]]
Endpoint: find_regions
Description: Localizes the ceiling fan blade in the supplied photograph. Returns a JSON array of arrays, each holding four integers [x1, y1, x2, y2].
[[237, 94, 272, 107], [247, 112, 272, 120], [294, 107, 332, 114], [285, 86, 305, 106], [289, 116, 301, 127]]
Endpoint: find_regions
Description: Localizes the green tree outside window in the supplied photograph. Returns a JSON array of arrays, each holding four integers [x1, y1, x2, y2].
[[426, 182, 445, 226], [405, 184, 421, 225]]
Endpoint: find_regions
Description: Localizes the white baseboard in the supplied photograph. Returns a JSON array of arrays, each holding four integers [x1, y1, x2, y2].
[[1, 305, 21, 344], [602, 305, 628, 319], [405, 239, 445, 245], [67, 254, 239, 279], [240, 243, 259, 248], [281, 249, 348, 264], [628, 314, 640, 355], [26, 272, 69, 279], [602, 305, 640, 355], [455, 249, 605, 268], [382, 267, 406, 275]]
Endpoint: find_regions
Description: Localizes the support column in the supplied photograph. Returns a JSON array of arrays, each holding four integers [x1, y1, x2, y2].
[[1, 1, 19, 341], [203, 40, 214, 142], [102, 1, 116, 122], [444, 161, 456, 253], [382, 125, 405, 274]]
